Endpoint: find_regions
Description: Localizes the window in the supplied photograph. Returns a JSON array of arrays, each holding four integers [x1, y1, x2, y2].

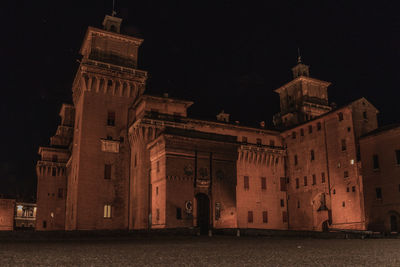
[[346, 187, 349, 192], [310, 150, 315, 161], [156, 209, 160, 221], [157, 161, 160, 172], [363, 111, 368, 119], [294, 155, 298, 166], [321, 172, 326, 183], [344, 171, 349, 178], [261, 177, 266, 190], [256, 138, 262, 145], [352, 186, 356, 192], [300, 128, 304, 136], [43, 221, 47, 229], [292, 131, 296, 139], [296, 178, 299, 189], [104, 164, 111, 180], [376, 187, 382, 200], [342, 201, 345, 207], [269, 140, 275, 146], [333, 189, 336, 194], [396, 150, 400, 165], [373, 154, 379, 169], [308, 125, 313, 134], [244, 176, 249, 190], [156, 186, 159, 196], [280, 177, 287, 191], [242, 136, 248, 143], [341, 139, 347, 151], [176, 208, 182, 220], [317, 122, 321, 131], [282, 211, 288, 223], [312, 174, 316, 185], [304, 176, 308, 186], [247, 211, 253, 223], [134, 154, 137, 167], [347, 127, 351, 132], [280, 199, 285, 207], [338, 112, 343, 121], [58, 188, 63, 198], [297, 200, 300, 208], [262, 211, 268, 223], [104, 205, 112, 218], [107, 111, 115, 126], [52, 168, 57, 176], [52, 155, 58, 162]]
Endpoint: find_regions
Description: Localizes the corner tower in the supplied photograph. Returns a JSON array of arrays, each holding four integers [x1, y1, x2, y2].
[[65, 14, 147, 230], [273, 57, 332, 128]]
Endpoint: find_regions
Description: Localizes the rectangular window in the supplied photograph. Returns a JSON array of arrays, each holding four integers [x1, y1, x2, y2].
[[296, 178, 299, 189], [308, 125, 313, 134], [43, 221, 47, 229], [294, 155, 298, 166], [58, 188, 63, 198], [262, 211, 268, 223], [104, 164, 111, 180], [352, 186, 356, 192], [157, 161, 160, 172], [347, 187, 349, 192], [312, 174, 316, 185], [376, 188, 382, 200], [373, 154, 379, 169], [156, 186, 159, 196], [261, 177, 266, 190], [292, 131, 296, 139], [304, 176, 308, 186], [311, 150, 315, 161], [280, 199, 285, 207], [341, 139, 347, 151], [104, 205, 112, 218], [242, 136, 247, 143], [282, 211, 288, 223], [256, 138, 262, 145], [52, 168, 57, 177], [269, 140, 275, 146], [280, 177, 287, 191], [317, 122, 321, 131], [363, 111, 368, 119], [244, 176, 249, 190], [344, 171, 349, 178], [300, 128, 304, 136], [247, 211, 253, 223], [338, 112, 343, 121], [396, 150, 400, 165], [176, 208, 182, 220], [321, 172, 326, 183], [156, 209, 160, 221], [107, 111, 115, 126]]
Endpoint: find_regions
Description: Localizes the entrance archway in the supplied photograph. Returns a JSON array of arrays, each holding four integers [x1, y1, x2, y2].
[[390, 215, 398, 232], [196, 193, 210, 235]]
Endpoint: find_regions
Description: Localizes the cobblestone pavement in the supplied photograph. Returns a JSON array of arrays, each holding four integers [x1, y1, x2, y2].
[[0, 236, 399, 266]]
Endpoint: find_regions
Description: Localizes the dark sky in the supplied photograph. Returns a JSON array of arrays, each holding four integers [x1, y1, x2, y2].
[[1, 1, 400, 199]]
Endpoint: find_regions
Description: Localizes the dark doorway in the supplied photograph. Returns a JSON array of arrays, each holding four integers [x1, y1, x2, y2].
[[390, 215, 398, 232], [196, 193, 210, 235], [322, 220, 329, 232]]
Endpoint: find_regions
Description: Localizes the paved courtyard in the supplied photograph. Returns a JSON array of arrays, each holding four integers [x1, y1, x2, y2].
[[0, 236, 399, 266]]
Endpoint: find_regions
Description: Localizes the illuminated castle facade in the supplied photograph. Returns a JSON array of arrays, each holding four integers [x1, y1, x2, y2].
[[36, 15, 400, 233]]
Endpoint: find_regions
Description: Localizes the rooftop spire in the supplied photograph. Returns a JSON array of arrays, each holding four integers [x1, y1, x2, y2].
[[297, 48, 302, 63], [112, 0, 117, 16], [291, 49, 310, 79], [102, 1, 122, 33]]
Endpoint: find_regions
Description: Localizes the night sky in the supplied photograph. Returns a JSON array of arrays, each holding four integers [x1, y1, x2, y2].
[[2, 1, 400, 200]]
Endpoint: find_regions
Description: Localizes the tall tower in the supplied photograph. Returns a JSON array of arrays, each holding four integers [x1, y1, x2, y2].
[[65, 14, 147, 230], [273, 57, 332, 128]]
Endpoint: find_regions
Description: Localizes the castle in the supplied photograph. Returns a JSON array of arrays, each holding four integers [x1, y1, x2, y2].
[[35, 14, 400, 233]]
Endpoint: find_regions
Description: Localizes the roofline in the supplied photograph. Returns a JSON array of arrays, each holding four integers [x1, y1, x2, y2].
[[132, 94, 194, 110], [274, 76, 331, 94]]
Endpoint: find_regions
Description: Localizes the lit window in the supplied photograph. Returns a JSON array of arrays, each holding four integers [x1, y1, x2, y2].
[[350, 159, 355, 165], [104, 205, 112, 218]]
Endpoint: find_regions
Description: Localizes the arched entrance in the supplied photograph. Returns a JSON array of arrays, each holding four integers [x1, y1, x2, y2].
[[390, 215, 398, 232], [196, 193, 210, 235]]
